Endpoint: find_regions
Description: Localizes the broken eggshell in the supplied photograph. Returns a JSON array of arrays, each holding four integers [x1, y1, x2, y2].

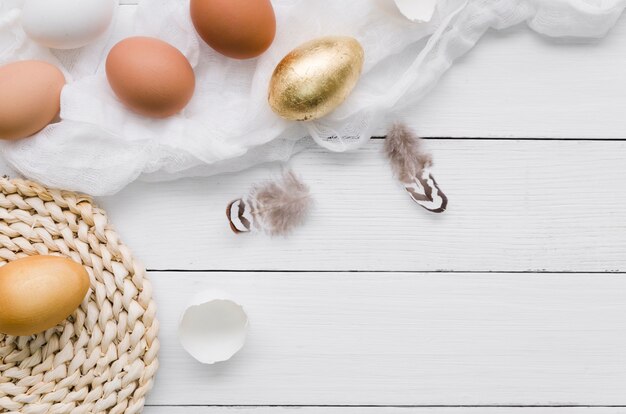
[[394, 0, 438, 22], [178, 290, 249, 364]]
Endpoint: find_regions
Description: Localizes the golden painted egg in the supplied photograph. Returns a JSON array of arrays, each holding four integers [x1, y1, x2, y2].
[[268, 36, 364, 121], [0, 255, 90, 336]]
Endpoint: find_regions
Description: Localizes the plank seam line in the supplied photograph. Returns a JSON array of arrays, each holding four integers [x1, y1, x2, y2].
[[147, 269, 625, 274], [372, 136, 626, 141], [144, 405, 626, 408]]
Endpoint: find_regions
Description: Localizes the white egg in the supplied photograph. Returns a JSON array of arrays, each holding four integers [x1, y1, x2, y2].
[[21, 0, 116, 49]]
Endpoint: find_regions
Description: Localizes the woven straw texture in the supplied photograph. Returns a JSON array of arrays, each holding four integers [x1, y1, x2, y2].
[[0, 178, 159, 414]]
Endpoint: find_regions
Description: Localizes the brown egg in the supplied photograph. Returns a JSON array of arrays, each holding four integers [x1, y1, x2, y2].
[[106, 37, 195, 118], [0, 60, 65, 140], [0, 255, 90, 336], [190, 0, 276, 59]]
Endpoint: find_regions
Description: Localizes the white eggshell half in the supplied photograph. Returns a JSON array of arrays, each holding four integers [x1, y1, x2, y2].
[[394, 0, 438, 22], [178, 290, 249, 364], [21, 0, 116, 49]]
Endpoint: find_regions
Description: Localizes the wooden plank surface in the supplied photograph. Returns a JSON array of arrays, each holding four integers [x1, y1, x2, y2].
[[99, 140, 626, 272], [144, 409, 626, 414], [9, 1, 626, 411], [145, 272, 626, 406]]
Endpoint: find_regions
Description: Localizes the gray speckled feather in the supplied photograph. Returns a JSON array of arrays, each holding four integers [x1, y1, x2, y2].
[[384, 123, 448, 213], [227, 170, 312, 235]]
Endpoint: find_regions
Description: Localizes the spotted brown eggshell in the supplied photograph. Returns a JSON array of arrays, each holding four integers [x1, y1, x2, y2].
[[0, 255, 90, 336], [190, 0, 276, 59], [106, 37, 196, 118], [268, 36, 364, 121], [0, 60, 65, 140]]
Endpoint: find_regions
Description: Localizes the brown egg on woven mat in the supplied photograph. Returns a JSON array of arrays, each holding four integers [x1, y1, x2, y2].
[[106, 36, 195, 118], [0, 60, 65, 140], [190, 0, 276, 59], [0, 177, 159, 412], [0, 255, 90, 336]]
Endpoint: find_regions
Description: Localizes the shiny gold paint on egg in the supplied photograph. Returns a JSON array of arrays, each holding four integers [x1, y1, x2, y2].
[[268, 36, 364, 121]]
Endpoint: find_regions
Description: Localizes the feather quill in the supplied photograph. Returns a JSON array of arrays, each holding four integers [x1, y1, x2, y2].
[[227, 170, 312, 235], [384, 123, 448, 213]]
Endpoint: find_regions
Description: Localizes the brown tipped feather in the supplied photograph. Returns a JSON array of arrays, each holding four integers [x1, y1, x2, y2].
[[384, 123, 448, 213], [226, 199, 250, 233], [226, 170, 312, 236], [385, 123, 432, 183]]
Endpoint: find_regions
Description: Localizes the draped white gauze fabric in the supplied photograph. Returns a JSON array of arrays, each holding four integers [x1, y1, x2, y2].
[[1, 0, 624, 195]]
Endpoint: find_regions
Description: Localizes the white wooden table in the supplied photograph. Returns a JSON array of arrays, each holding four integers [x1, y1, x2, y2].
[[27, 2, 626, 413]]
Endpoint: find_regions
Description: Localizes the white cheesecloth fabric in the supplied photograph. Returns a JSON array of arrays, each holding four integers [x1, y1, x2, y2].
[[0, 0, 624, 195]]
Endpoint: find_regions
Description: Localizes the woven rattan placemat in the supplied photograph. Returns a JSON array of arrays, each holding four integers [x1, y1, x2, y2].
[[0, 178, 159, 414]]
